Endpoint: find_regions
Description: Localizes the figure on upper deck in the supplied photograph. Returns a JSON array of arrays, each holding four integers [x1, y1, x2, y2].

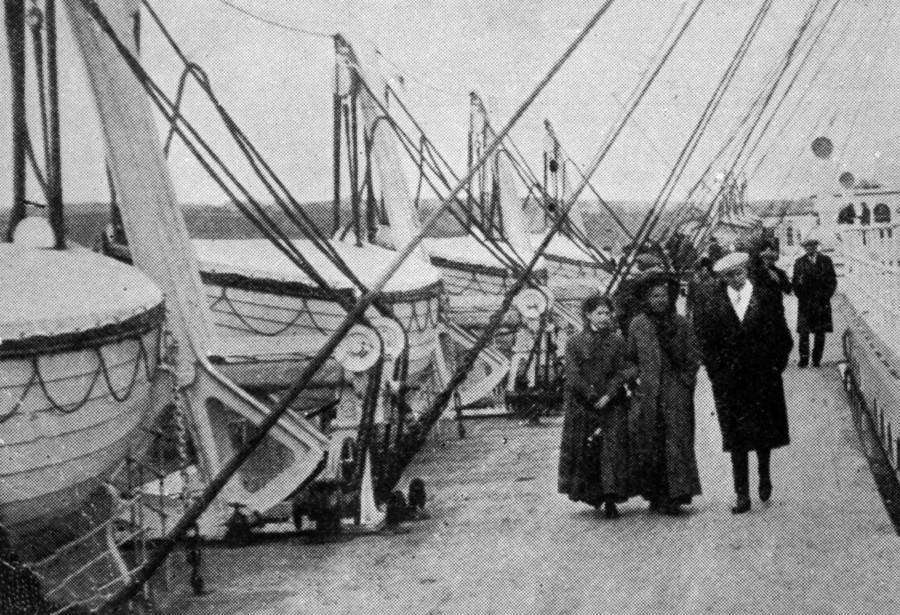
[[792, 235, 837, 368]]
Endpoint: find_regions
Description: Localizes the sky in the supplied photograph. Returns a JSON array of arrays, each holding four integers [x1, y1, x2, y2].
[[1, 0, 898, 212]]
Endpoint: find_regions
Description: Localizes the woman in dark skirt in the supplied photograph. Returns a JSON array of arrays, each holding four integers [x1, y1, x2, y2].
[[627, 273, 703, 515], [558, 294, 636, 518]]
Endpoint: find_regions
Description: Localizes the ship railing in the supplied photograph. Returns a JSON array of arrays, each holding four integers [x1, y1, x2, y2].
[[837, 245, 900, 356]]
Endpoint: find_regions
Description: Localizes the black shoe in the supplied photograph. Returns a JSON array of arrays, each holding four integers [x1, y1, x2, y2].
[[659, 502, 682, 516], [731, 494, 751, 514], [798, 359, 809, 368], [604, 501, 620, 519], [812, 361, 821, 368], [759, 481, 772, 502]]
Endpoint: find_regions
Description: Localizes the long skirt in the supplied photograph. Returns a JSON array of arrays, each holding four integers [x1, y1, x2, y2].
[[558, 400, 630, 504], [631, 385, 702, 504]]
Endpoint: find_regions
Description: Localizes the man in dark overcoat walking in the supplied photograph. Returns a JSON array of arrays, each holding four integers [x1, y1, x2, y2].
[[792, 236, 837, 367], [693, 252, 793, 514]]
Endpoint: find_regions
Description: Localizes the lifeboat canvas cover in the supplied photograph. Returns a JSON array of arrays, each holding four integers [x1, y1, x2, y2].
[[0, 244, 166, 554]]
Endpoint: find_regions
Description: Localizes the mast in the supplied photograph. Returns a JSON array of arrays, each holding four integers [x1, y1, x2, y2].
[[473, 92, 533, 254], [332, 59, 342, 234], [5, 0, 27, 241], [45, 0, 65, 248], [335, 34, 426, 256]]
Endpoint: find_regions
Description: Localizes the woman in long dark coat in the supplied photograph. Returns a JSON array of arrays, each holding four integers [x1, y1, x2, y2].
[[693, 253, 792, 514], [627, 274, 703, 515], [558, 294, 635, 518]]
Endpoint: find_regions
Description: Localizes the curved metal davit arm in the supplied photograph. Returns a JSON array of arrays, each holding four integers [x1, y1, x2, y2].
[[63, 0, 329, 534]]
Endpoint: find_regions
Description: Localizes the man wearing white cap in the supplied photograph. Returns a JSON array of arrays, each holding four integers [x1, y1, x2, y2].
[[792, 235, 837, 367], [693, 252, 793, 514]]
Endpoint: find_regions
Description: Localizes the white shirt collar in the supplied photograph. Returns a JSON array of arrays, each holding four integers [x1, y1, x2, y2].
[[726, 280, 753, 321]]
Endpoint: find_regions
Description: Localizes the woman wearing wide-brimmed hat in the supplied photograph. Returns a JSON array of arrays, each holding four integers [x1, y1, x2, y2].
[[626, 271, 703, 515]]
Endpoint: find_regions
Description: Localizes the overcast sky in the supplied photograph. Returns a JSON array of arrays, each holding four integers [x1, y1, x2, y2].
[[1, 0, 897, 212]]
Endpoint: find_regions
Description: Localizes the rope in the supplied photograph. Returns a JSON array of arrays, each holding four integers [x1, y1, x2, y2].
[[744, 1, 847, 181], [368, 105, 534, 276], [686, 0, 828, 255], [1, 325, 162, 419], [643, 0, 777, 248], [470, 100, 611, 268], [210, 0, 333, 39], [208, 287, 332, 337], [610, 0, 775, 291], [373, 81, 534, 271], [140, 3, 398, 325], [735, 0, 843, 187], [94, 0, 616, 606]]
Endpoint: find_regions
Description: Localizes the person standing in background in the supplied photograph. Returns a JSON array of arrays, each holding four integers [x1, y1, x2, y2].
[[750, 238, 792, 310], [792, 236, 837, 367]]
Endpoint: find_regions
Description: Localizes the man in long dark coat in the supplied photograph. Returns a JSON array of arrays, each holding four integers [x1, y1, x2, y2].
[[693, 252, 792, 514], [792, 237, 837, 367]]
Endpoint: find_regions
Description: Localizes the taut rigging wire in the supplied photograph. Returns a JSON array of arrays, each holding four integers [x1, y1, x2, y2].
[[93, 1, 618, 608], [660, 0, 846, 247], [355, 75, 539, 274], [747, 13, 851, 183], [684, 0, 828, 254], [770, 0, 897, 200], [609, 0, 776, 290], [138, 2, 404, 322], [735, 0, 843, 186], [643, 0, 780, 243], [689, 0, 835, 253], [470, 103, 612, 267], [211, 0, 333, 39]]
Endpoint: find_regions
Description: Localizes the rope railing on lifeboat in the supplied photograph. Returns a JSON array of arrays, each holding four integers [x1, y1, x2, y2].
[[89, 0, 619, 608]]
